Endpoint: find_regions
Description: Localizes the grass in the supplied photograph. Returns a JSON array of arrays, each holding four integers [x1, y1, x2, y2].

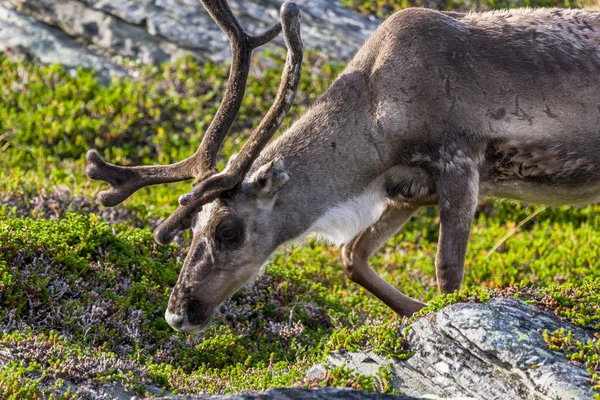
[[1, 6, 599, 396]]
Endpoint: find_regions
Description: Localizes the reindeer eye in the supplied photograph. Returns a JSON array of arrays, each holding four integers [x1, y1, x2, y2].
[[221, 228, 236, 240], [215, 218, 244, 249]]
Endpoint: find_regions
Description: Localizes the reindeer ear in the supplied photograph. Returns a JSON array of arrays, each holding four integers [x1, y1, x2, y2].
[[251, 159, 289, 198]]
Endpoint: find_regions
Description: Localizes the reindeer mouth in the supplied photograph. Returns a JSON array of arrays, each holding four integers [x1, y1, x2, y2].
[[171, 314, 213, 335], [165, 306, 214, 334], [181, 319, 212, 335]]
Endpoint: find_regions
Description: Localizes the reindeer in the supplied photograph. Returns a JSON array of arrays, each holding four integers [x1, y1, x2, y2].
[[86, 1, 600, 333]]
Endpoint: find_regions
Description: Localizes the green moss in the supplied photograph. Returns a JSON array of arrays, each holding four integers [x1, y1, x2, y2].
[[0, 52, 344, 222], [1, 210, 597, 398], [494, 280, 600, 330], [0, 330, 152, 399], [413, 286, 492, 317], [0, 52, 342, 166], [302, 364, 380, 392]]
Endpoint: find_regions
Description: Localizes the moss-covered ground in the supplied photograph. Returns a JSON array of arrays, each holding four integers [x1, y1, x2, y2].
[[0, 4, 599, 397]]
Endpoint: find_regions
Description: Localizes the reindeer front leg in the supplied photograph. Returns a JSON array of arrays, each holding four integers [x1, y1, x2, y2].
[[342, 203, 426, 317], [435, 163, 479, 293]]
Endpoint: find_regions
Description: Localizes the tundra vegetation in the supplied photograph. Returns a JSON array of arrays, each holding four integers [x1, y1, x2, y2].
[[0, 1, 599, 399]]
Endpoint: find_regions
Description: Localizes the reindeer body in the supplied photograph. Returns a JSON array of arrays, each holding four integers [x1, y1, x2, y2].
[[236, 8, 600, 317], [254, 8, 600, 244], [87, 4, 600, 333]]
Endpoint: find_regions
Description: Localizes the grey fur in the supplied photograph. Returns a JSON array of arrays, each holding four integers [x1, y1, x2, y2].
[[165, 8, 600, 332]]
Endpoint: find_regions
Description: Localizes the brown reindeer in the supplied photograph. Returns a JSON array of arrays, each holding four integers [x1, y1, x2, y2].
[[87, 3, 600, 333]]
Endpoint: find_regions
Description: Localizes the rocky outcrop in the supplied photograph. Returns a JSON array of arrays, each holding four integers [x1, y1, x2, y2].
[[0, 5, 126, 83], [316, 297, 597, 400], [0, 0, 380, 79]]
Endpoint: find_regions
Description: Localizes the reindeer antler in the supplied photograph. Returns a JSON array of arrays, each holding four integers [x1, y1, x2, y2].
[[179, 2, 303, 207], [86, 0, 304, 244], [154, 2, 303, 245]]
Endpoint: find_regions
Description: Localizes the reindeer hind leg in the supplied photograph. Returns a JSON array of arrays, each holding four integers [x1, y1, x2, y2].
[[342, 202, 425, 317]]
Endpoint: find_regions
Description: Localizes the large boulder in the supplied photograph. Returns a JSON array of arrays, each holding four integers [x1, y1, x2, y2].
[[0, 0, 380, 78], [0, 4, 126, 83]]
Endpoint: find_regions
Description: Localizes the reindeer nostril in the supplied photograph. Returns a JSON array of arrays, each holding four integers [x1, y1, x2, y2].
[[186, 299, 208, 326], [165, 309, 184, 329]]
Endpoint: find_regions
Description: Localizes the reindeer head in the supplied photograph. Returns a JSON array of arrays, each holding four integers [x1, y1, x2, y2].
[[86, 0, 303, 333]]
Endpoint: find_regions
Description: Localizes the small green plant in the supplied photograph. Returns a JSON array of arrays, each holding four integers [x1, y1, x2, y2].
[[543, 329, 600, 398]]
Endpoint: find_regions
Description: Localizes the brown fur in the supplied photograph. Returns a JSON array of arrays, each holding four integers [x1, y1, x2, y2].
[[164, 8, 600, 332]]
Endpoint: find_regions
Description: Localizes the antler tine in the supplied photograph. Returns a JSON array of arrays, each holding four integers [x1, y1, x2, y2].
[[191, 0, 285, 177], [86, 0, 284, 207], [154, 2, 304, 245], [200, 0, 283, 49], [85, 150, 196, 207], [179, 2, 302, 206]]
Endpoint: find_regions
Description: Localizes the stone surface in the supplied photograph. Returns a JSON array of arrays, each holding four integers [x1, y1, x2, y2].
[[323, 298, 597, 400], [3, 0, 192, 65], [0, 4, 126, 83], [0, 0, 380, 79]]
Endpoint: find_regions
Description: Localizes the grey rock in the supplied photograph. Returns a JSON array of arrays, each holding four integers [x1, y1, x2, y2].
[[0, 4, 126, 83], [1, 0, 380, 77], [5, 0, 193, 65], [54, 380, 167, 400], [323, 298, 596, 400], [152, 387, 415, 399], [306, 363, 328, 379]]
